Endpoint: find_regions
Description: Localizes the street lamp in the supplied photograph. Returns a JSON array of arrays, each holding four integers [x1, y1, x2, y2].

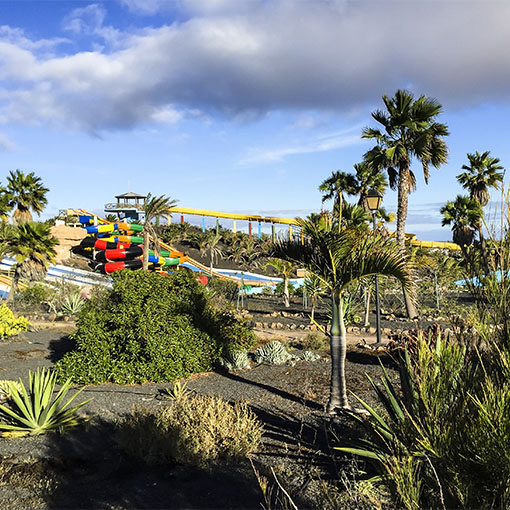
[[366, 189, 383, 346]]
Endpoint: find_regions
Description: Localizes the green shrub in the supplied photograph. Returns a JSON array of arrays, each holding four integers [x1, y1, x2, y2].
[[55, 270, 255, 384], [206, 278, 238, 302], [17, 283, 52, 305], [338, 333, 510, 510], [0, 305, 30, 338], [115, 391, 263, 468], [275, 281, 295, 296], [254, 341, 291, 365]]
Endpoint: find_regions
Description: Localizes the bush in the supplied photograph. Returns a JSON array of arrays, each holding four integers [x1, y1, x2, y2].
[[17, 283, 52, 306], [206, 277, 239, 302], [0, 305, 30, 338], [275, 281, 295, 296], [115, 390, 263, 468], [55, 270, 256, 384]]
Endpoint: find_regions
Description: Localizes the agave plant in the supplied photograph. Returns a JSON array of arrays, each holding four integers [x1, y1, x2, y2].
[[60, 292, 85, 317], [0, 368, 91, 437]]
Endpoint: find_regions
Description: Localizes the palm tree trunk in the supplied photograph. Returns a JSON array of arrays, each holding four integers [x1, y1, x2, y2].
[[397, 164, 418, 319], [284, 277, 290, 308], [363, 286, 371, 327], [327, 291, 349, 413], [478, 224, 491, 273], [142, 230, 150, 271], [210, 250, 214, 277], [6, 273, 18, 302]]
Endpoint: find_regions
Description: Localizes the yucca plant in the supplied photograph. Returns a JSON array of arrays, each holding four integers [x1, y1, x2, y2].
[[336, 332, 510, 509], [0, 368, 91, 437]]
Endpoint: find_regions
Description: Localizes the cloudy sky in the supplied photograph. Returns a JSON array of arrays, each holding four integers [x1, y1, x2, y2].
[[1, 0, 509, 240]]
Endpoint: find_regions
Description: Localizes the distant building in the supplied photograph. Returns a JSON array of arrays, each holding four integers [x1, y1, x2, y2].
[[104, 192, 147, 221]]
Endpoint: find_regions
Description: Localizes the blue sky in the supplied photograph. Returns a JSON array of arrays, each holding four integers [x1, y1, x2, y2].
[[1, 0, 510, 241]]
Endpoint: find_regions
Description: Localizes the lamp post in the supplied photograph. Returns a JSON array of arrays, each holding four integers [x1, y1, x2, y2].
[[366, 189, 383, 346]]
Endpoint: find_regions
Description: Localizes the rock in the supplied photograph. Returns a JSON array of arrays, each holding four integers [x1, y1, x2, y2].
[[351, 327, 360, 334], [271, 323, 278, 329], [309, 325, 317, 331], [254, 322, 263, 329], [276, 322, 284, 330], [368, 327, 376, 334], [289, 324, 297, 330], [383, 328, 392, 335]]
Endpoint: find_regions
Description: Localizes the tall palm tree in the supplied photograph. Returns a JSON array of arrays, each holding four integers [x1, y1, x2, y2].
[[5, 222, 58, 300], [353, 161, 388, 211], [457, 151, 504, 207], [272, 219, 411, 412], [363, 90, 449, 318], [142, 193, 178, 271], [319, 171, 358, 227], [264, 258, 296, 308], [440, 195, 483, 254], [457, 151, 504, 267], [6, 170, 49, 224]]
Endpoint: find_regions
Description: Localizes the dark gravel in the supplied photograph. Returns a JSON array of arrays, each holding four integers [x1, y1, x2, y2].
[[0, 327, 394, 509]]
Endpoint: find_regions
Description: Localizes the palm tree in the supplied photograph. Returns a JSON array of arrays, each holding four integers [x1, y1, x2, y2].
[[199, 231, 223, 276], [353, 161, 387, 211], [0, 186, 12, 221], [6, 170, 49, 224], [458, 151, 504, 207], [5, 222, 58, 300], [264, 258, 296, 308], [440, 195, 483, 254], [363, 90, 449, 318], [304, 272, 326, 322], [319, 171, 358, 227], [142, 193, 178, 271], [272, 219, 411, 412]]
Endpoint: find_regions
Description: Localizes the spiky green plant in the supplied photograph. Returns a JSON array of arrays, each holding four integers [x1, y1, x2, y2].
[[0, 368, 91, 437], [254, 341, 292, 365], [59, 292, 85, 317], [219, 349, 250, 371]]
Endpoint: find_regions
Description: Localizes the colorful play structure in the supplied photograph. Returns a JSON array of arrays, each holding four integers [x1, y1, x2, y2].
[[74, 215, 189, 275]]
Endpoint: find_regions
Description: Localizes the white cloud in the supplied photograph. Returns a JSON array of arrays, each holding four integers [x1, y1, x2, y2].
[[240, 127, 363, 164], [62, 4, 121, 44], [1, 1, 510, 132], [0, 133, 15, 152]]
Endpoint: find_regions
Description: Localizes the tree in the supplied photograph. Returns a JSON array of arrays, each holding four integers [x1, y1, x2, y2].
[[264, 258, 296, 308], [6, 170, 49, 224], [272, 219, 411, 412], [5, 222, 58, 300], [304, 272, 326, 322], [319, 171, 358, 227], [142, 194, 178, 271], [458, 151, 504, 207], [440, 195, 483, 254], [199, 231, 223, 276], [363, 90, 449, 318], [457, 151, 504, 267], [0, 186, 12, 220], [353, 161, 388, 211]]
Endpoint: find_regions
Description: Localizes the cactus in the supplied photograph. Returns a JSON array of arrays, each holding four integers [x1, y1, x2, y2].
[[220, 350, 250, 371], [254, 341, 292, 365], [300, 350, 320, 362]]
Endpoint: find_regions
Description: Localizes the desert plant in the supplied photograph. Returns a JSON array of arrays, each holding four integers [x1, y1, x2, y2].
[[338, 332, 510, 509], [17, 283, 52, 306], [219, 349, 250, 371], [0, 380, 22, 401], [0, 368, 91, 437], [116, 393, 263, 468], [254, 341, 292, 365], [0, 304, 31, 338], [59, 292, 85, 317]]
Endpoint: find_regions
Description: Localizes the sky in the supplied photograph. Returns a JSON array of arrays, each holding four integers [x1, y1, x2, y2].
[[1, 0, 510, 241]]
